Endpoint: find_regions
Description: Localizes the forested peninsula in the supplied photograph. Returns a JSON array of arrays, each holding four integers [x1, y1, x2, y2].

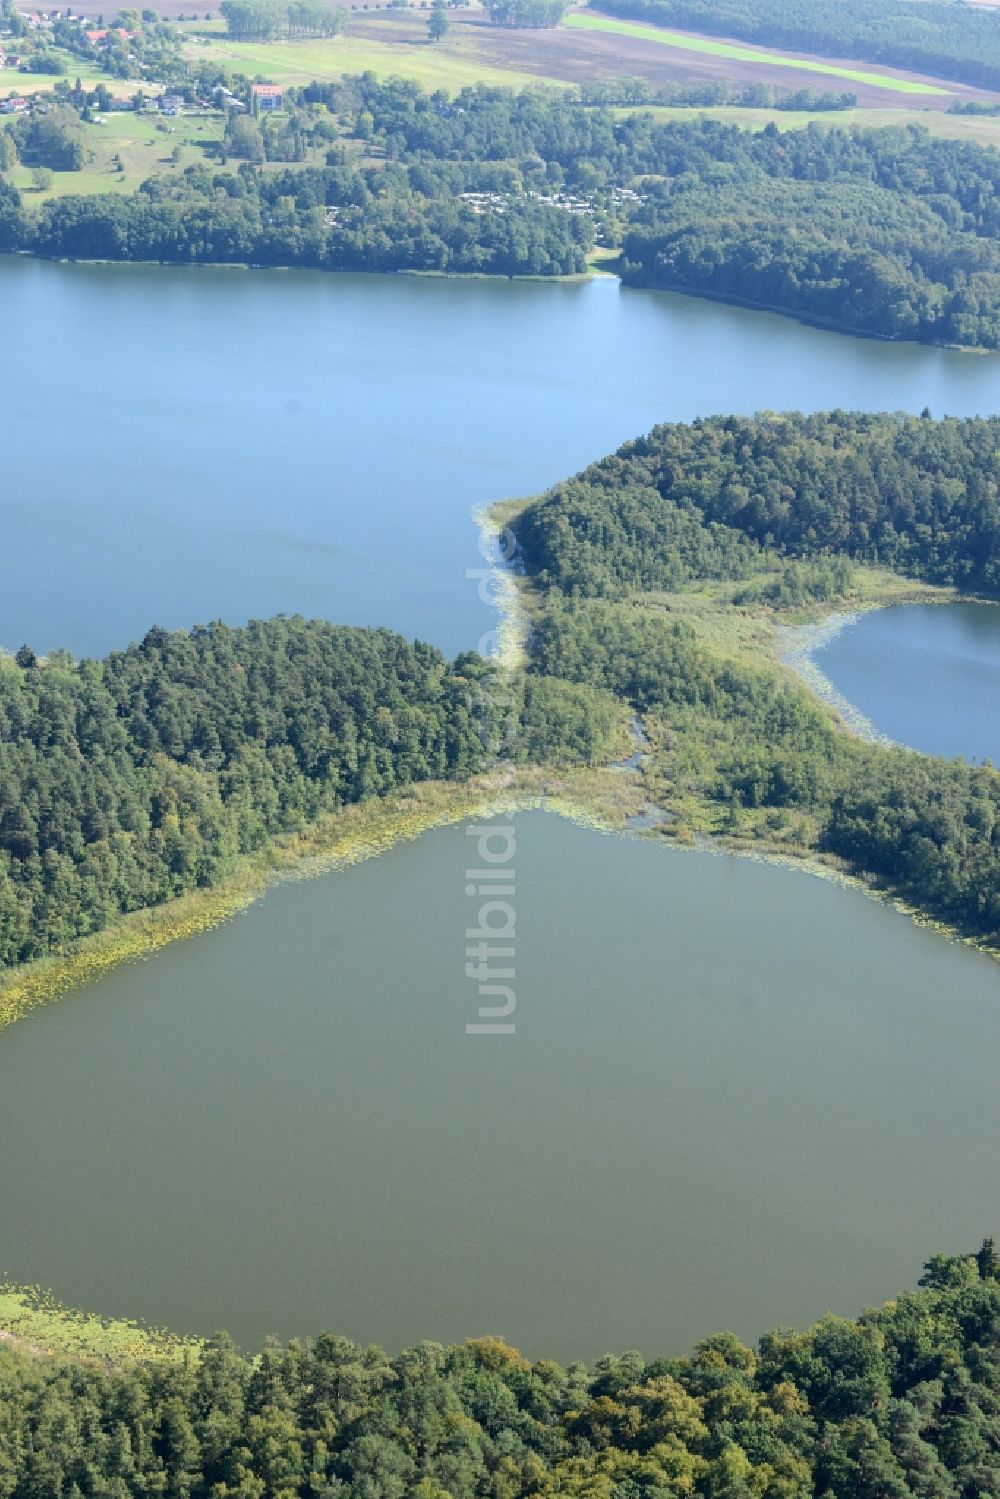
[[505, 410, 1000, 950], [3, 1244, 1000, 1497], [10, 76, 1000, 344]]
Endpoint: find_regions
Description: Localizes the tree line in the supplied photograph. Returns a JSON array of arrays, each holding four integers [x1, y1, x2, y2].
[[481, 0, 568, 25], [2, 1245, 1000, 1496], [590, 0, 1000, 92], [219, 0, 346, 40]]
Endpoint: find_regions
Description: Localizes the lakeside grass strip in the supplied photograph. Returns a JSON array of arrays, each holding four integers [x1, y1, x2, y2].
[[565, 13, 952, 95], [0, 774, 546, 1034]]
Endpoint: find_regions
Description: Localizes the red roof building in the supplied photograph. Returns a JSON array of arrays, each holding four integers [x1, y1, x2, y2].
[[251, 82, 283, 111]]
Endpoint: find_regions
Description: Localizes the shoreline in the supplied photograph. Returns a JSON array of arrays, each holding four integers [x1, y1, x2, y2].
[[0, 760, 656, 1034], [1, 250, 606, 288], [775, 585, 999, 744], [0, 774, 533, 1033], [2, 251, 989, 351], [777, 608, 897, 746], [620, 273, 991, 353]]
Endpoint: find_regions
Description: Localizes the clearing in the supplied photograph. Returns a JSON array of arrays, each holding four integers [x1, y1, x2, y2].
[[5, 110, 225, 199]]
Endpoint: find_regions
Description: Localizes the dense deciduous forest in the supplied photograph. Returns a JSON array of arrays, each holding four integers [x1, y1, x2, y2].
[[2, 1247, 1000, 1497], [0, 163, 590, 275], [513, 411, 1000, 946], [517, 411, 1000, 596], [621, 175, 1000, 346], [590, 0, 1000, 92], [615, 120, 1000, 348], [0, 617, 616, 970]]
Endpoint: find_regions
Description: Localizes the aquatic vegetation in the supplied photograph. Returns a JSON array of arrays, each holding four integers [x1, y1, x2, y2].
[[0, 1280, 199, 1366]]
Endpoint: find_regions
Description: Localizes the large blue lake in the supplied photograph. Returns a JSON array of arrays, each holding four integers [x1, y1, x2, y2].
[[8, 255, 1000, 660]]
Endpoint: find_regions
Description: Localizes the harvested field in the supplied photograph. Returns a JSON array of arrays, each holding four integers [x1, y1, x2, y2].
[[324, 6, 1000, 110], [567, 13, 950, 96]]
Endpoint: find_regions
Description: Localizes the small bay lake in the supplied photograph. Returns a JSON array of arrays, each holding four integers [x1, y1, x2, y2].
[[818, 603, 1000, 763], [4, 257, 1000, 1358], [2, 811, 1000, 1361]]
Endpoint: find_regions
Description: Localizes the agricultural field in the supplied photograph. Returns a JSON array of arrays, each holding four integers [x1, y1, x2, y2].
[[565, 12, 951, 95], [184, 5, 1000, 112], [3, 109, 225, 199], [183, 13, 570, 90]]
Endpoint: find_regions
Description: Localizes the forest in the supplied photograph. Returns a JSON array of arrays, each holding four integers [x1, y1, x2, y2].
[[0, 161, 591, 276], [0, 617, 615, 969], [516, 412, 1000, 596], [590, 0, 1000, 92], [2, 1244, 1000, 1497], [512, 410, 1000, 947], [613, 119, 1000, 349]]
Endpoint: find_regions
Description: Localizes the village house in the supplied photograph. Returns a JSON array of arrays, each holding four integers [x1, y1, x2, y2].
[[251, 82, 282, 112]]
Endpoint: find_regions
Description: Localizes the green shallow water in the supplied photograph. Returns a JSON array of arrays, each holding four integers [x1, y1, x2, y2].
[[1, 812, 998, 1360]]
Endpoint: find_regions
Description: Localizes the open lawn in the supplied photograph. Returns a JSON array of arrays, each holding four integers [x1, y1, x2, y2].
[[5, 109, 225, 199], [565, 13, 952, 96], [0, 63, 139, 98]]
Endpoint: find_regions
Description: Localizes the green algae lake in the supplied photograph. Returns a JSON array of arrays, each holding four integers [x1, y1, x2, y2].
[[3, 256, 1000, 1359]]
